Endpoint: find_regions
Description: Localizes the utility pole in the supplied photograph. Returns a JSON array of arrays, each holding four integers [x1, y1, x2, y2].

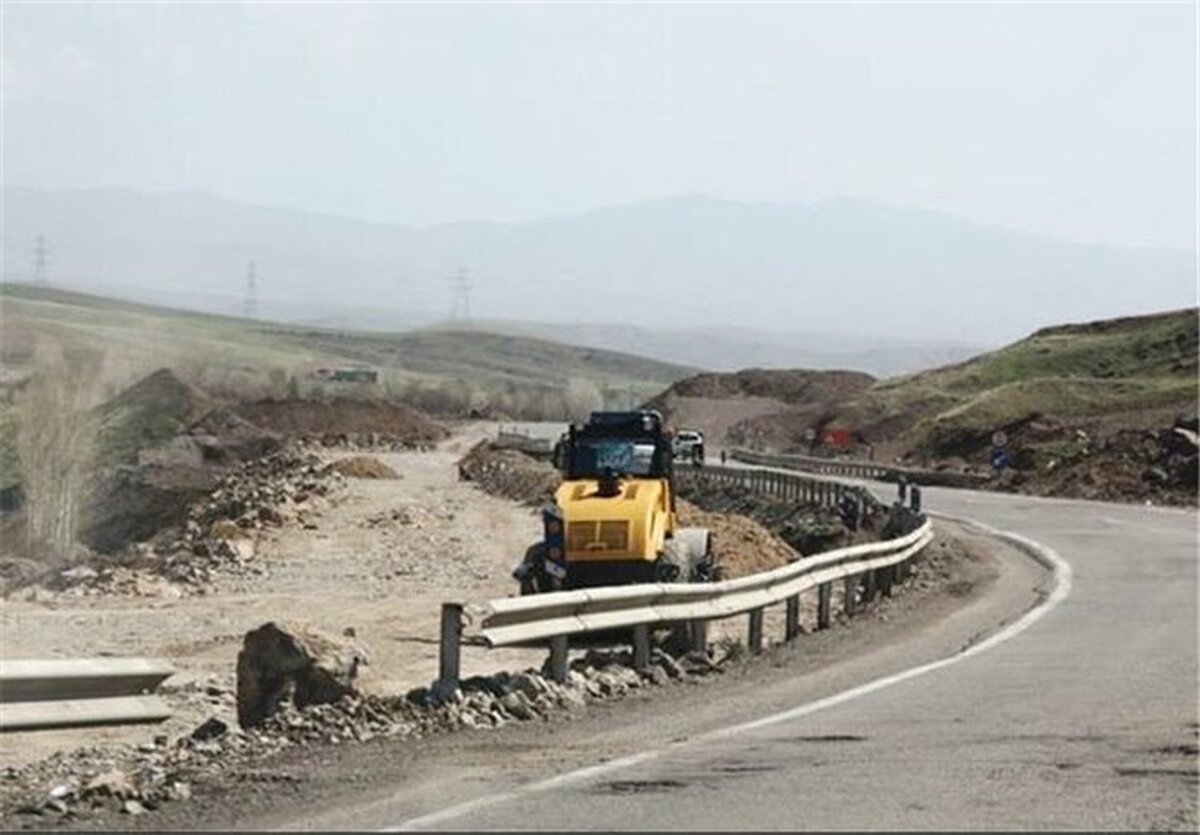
[[244, 260, 258, 319], [31, 234, 48, 286], [447, 267, 472, 322]]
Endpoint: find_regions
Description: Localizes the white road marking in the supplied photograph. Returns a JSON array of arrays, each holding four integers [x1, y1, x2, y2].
[[386, 516, 1073, 832]]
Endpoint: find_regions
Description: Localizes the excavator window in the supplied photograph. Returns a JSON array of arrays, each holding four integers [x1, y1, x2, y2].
[[568, 439, 663, 478]]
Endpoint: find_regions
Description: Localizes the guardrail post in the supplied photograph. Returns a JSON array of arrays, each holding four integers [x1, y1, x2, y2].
[[690, 619, 709, 654], [880, 564, 894, 597], [818, 582, 832, 629], [632, 624, 650, 672], [548, 635, 569, 684], [748, 608, 764, 654], [863, 568, 878, 603], [785, 595, 800, 641], [435, 603, 463, 697], [910, 486, 922, 513], [844, 575, 858, 616]]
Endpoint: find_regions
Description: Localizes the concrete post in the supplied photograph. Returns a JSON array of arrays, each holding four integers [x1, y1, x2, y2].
[[437, 603, 462, 692], [748, 608, 764, 654], [818, 582, 832, 629], [548, 635, 569, 684], [785, 595, 801, 641], [632, 624, 650, 672]]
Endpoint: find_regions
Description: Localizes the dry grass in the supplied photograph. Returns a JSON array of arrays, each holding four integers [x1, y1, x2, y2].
[[14, 339, 106, 560]]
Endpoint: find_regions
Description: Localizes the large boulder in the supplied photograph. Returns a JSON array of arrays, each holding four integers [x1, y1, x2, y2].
[[235, 622, 368, 728]]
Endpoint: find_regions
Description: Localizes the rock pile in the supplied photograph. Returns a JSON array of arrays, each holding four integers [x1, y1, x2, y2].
[[28, 445, 345, 597], [457, 441, 560, 506], [0, 647, 723, 825]]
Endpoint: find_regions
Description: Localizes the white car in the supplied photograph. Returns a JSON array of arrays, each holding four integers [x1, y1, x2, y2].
[[673, 429, 705, 465]]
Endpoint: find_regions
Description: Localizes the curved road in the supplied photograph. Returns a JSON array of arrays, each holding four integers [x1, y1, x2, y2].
[[194, 481, 1197, 832]]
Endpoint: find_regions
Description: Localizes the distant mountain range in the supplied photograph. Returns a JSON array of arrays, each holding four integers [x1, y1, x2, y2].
[[3, 186, 1194, 363]]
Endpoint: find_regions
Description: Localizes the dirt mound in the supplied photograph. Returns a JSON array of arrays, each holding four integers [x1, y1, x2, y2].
[[652, 369, 875, 405], [994, 419, 1198, 505], [53, 446, 345, 591], [457, 441, 560, 506], [326, 456, 399, 479], [676, 499, 798, 578], [235, 398, 447, 444], [95, 368, 213, 467], [646, 369, 875, 447], [677, 478, 872, 556]]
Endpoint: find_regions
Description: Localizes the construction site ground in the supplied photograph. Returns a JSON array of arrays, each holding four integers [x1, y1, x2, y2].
[[0, 425, 548, 768]]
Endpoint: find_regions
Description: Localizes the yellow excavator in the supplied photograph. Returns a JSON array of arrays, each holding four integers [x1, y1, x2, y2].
[[513, 410, 714, 593]]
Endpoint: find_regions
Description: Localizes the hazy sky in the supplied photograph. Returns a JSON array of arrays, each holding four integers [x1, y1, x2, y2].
[[3, 2, 1196, 250]]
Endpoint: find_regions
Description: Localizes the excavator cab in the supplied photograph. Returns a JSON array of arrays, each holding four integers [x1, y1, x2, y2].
[[515, 410, 713, 594]]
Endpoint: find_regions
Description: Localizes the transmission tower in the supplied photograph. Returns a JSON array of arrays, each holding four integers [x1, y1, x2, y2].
[[244, 260, 258, 319], [31, 234, 48, 286], [447, 267, 472, 322]]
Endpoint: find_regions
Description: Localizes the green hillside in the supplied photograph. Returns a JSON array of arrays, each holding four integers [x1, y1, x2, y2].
[[837, 308, 1197, 455], [0, 283, 692, 398]]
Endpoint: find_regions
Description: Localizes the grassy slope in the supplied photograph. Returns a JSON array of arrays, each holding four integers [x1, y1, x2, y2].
[[836, 308, 1198, 454], [0, 284, 691, 393]]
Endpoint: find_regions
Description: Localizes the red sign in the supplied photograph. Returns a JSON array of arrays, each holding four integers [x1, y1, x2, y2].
[[824, 428, 852, 449]]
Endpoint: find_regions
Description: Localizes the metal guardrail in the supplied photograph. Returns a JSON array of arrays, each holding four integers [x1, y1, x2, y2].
[[0, 658, 174, 732], [474, 521, 932, 648], [676, 462, 875, 510], [432, 463, 934, 694], [731, 449, 991, 489]]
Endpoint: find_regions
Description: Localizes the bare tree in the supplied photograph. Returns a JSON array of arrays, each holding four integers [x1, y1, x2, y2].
[[15, 339, 105, 561]]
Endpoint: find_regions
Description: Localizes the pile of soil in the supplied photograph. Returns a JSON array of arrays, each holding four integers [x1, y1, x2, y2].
[[325, 456, 399, 480], [651, 369, 876, 405], [457, 441, 560, 506], [236, 398, 447, 445], [676, 499, 798, 578], [646, 369, 876, 448], [996, 418, 1198, 505], [94, 369, 214, 468], [34, 446, 346, 596], [676, 478, 868, 556]]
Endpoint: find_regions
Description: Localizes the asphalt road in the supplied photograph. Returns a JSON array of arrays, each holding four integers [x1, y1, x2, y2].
[[362, 485, 1197, 832]]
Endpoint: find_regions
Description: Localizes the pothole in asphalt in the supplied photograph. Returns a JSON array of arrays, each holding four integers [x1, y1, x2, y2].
[[711, 763, 780, 775], [783, 734, 867, 743], [593, 779, 690, 795], [1114, 766, 1198, 783]]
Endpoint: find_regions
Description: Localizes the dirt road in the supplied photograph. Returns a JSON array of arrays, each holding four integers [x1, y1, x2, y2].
[[0, 427, 544, 767]]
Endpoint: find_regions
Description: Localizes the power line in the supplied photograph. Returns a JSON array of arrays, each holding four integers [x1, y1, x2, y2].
[[31, 234, 48, 286], [244, 260, 258, 319], [447, 266, 472, 322]]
